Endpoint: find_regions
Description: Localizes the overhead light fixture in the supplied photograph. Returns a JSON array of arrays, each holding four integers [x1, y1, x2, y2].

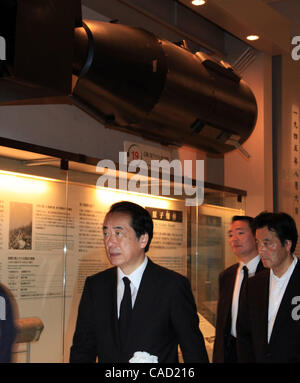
[[191, 0, 206, 6], [246, 35, 260, 41]]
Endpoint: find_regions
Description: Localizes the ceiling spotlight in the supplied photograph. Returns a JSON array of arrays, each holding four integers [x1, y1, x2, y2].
[[191, 0, 206, 5], [246, 35, 260, 41]]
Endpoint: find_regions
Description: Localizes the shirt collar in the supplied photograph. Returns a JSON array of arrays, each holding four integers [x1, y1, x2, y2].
[[240, 254, 261, 276], [118, 256, 148, 291], [270, 254, 298, 282]]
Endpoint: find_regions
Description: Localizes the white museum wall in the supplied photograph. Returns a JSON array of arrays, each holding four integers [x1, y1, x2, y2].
[[224, 51, 273, 217]]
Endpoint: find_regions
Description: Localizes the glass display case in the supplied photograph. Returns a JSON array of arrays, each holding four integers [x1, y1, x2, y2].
[[0, 140, 246, 362]]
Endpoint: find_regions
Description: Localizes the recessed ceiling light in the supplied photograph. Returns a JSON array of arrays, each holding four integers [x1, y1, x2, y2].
[[191, 0, 206, 6], [247, 35, 260, 41]]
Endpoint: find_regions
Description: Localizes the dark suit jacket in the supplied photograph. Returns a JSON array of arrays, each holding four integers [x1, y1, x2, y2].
[[0, 284, 16, 363], [70, 258, 209, 363], [237, 259, 300, 363], [213, 260, 264, 363]]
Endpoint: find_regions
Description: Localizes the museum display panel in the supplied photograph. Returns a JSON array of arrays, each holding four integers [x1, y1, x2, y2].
[[0, 148, 68, 362], [0, 143, 245, 362]]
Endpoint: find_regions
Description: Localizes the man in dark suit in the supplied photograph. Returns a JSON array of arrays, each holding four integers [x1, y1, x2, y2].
[[237, 211, 300, 363], [70, 201, 209, 363], [213, 216, 265, 363]]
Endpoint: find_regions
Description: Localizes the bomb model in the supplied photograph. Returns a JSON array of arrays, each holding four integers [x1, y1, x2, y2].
[[0, 0, 257, 155]]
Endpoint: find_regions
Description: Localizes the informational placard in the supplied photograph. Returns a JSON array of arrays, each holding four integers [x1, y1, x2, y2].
[[147, 207, 186, 275], [124, 140, 172, 166]]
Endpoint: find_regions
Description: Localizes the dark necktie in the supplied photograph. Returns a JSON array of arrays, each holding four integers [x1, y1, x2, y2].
[[238, 265, 249, 311], [119, 277, 132, 347]]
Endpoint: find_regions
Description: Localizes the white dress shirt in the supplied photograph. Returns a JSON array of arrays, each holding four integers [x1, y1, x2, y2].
[[117, 256, 148, 318], [268, 255, 298, 342], [231, 255, 261, 337]]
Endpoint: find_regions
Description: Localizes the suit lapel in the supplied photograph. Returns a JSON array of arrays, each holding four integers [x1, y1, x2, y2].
[[123, 259, 157, 348], [223, 260, 264, 333], [227, 264, 239, 298], [269, 259, 300, 345], [109, 267, 120, 349], [257, 270, 270, 346], [132, 259, 155, 310], [255, 259, 265, 273]]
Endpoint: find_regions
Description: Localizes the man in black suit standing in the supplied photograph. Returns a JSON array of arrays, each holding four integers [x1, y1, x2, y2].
[[213, 216, 265, 363], [70, 201, 209, 363], [238, 212, 300, 363]]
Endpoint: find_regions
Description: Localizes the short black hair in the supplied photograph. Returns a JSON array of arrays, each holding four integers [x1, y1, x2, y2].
[[231, 215, 255, 235], [107, 201, 153, 253], [254, 211, 298, 253]]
